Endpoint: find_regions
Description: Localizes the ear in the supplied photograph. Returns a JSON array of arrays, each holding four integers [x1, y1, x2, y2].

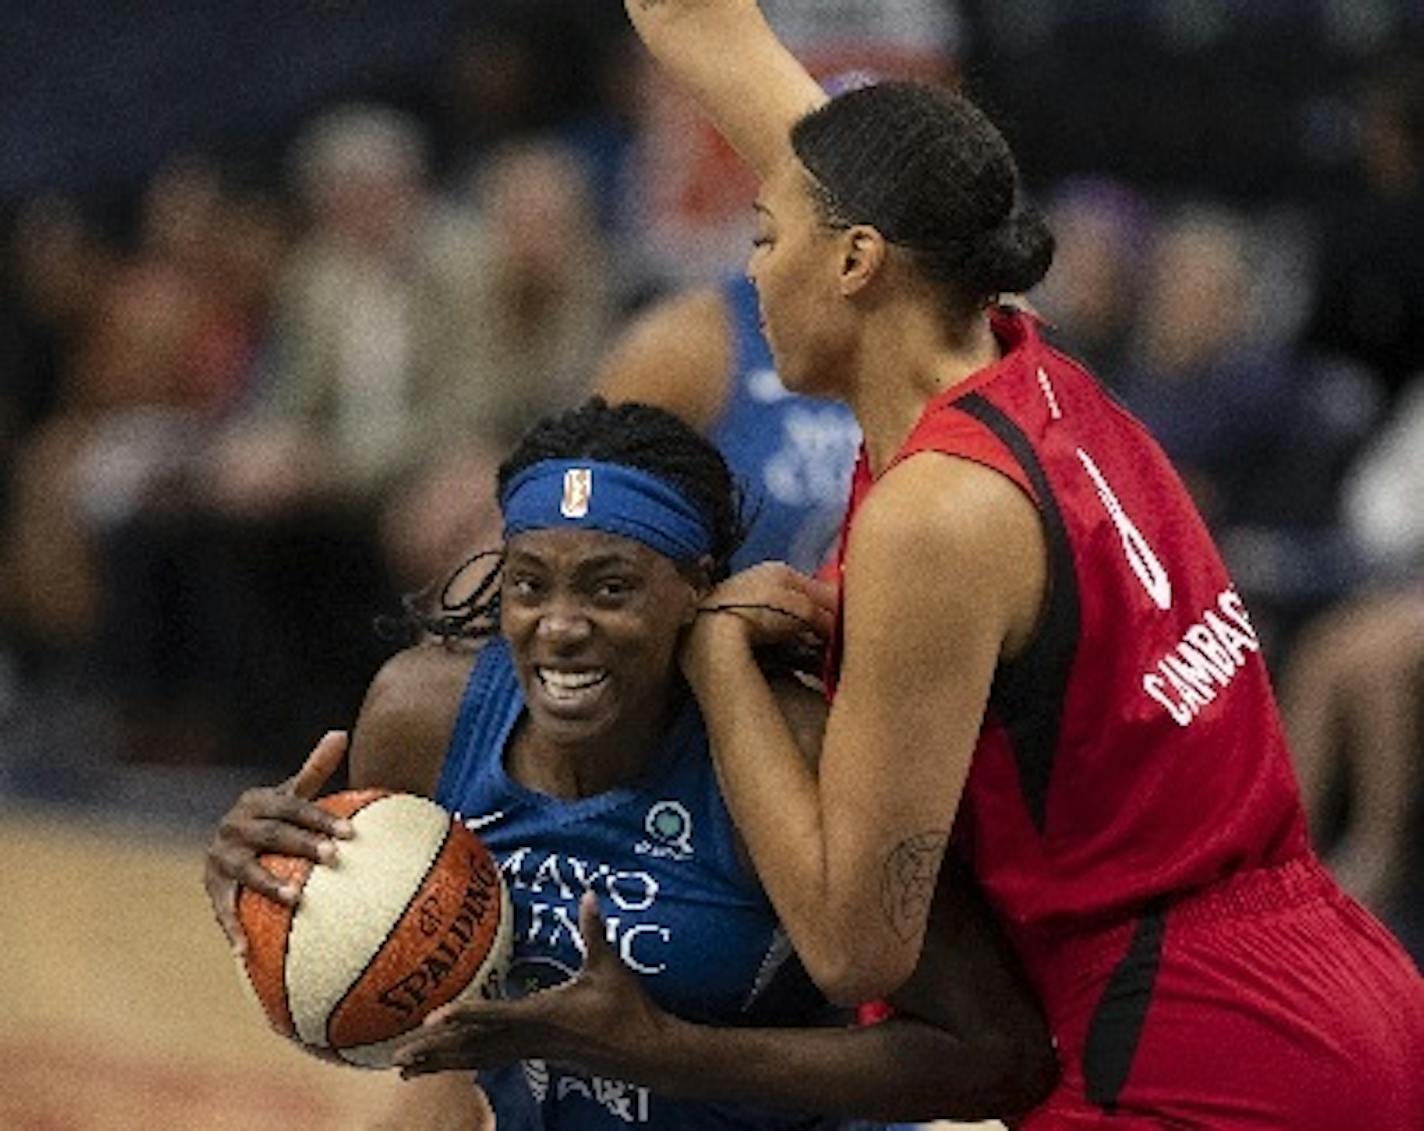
[[680, 556, 716, 625], [838, 225, 887, 297]]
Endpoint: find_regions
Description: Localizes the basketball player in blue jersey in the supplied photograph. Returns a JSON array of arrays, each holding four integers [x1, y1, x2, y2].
[[596, 274, 860, 573], [205, 399, 1055, 1128]]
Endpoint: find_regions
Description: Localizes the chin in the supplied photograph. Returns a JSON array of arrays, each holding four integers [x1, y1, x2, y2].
[[528, 706, 617, 748], [768, 347, 809, 394], [783, 363, 834, 399]]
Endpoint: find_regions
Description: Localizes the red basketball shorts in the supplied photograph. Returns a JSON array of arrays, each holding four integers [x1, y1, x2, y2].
[[1019, 856, 1424, 1129]]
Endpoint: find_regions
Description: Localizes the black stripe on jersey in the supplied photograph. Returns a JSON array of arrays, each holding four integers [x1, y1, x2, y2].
[[1082, 904, 1167, 1113], [957, 394, 1080, 833]]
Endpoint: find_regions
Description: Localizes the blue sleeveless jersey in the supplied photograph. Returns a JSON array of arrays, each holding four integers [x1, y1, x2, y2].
[[436, 639, 850, 1130], [710, 276, 861, 573]]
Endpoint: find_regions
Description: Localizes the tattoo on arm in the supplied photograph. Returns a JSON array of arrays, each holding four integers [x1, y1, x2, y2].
[[880, 831, 949, 942]]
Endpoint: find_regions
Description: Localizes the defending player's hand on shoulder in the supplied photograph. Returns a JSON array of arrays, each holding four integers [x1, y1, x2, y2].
[[202, 730, 356, 954], [685, 562, 836, 665]]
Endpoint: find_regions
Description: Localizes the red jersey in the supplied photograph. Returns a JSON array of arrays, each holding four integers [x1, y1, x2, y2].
[[831, 309, 1309, 957]]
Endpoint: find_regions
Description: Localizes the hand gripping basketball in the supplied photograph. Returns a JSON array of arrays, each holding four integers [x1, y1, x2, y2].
[[233, 788, 512, 1067], [203, 730, 356, 956]]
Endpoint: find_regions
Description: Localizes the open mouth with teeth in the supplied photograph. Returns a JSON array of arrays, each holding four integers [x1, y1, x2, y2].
[[535, 667, 610, 710]]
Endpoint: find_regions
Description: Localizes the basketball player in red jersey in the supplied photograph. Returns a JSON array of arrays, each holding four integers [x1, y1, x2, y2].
[[626, 1, 1424, 1126]]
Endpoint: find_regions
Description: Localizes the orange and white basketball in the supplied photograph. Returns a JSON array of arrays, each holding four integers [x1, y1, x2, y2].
[[236, 789, 512, 1068]]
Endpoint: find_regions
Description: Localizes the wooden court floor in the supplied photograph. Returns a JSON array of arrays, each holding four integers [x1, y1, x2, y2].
[[0, 808, 403, 1130], [0, 808, 1001, 1130]]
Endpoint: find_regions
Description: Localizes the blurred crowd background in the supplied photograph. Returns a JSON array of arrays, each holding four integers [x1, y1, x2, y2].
[[1, 0, 1422, 987]]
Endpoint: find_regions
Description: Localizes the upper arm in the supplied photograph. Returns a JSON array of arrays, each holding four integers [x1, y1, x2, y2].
[[593, 287, 732, 432], [624, 0, 826, 180], [822, 455, 1047, 955], [348, 644, 479, 795]]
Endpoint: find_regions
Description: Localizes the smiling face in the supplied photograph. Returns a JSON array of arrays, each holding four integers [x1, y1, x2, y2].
[[500, 527, 699, 751], [748, 159, 857, 396]]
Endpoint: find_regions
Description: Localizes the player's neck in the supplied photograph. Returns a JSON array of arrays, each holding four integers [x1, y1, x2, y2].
[[849, 309, 999, 477], [509, 697, 677, 800]]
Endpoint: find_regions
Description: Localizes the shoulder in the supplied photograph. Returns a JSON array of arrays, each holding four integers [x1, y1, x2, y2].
[[858, 452, 1040, 552], [849, 453, 1047, 655], [593, 286, 732, 431], [348, 642, 482, 796]]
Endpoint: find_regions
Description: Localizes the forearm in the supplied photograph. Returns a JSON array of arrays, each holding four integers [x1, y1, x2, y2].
[[623, 0, 825, 179], [686, 625, 907, 1002], [640, 1012, 1040, 1122], [684, 627, 842, 973]]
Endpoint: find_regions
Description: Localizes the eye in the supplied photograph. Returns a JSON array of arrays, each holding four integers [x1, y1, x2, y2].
[[751, 234, 773, 250], [592, 576, 637, 605], [505, 573, 544, 601]]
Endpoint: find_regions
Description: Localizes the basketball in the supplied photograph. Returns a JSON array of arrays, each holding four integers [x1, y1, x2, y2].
[[236, 789, 513, 1069]]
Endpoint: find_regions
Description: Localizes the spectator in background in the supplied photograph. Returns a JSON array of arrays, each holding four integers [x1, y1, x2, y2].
[[429, 1, 635, 229], [1, 156, 276, 693], [1114, 205, 1289, 527], [1030, 176, 1151, 384], [212, 108, 620, 546], [212, 104, 477, 517], [0, 198, 113, 672], [1303, 52, 1424, 407], [1279, 376, 1424, 951], [1112, 203, 1376, 650], [454, 138, 626, 445]]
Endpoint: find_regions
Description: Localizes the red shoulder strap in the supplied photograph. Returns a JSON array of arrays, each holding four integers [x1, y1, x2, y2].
[[891, 400, 1036, 502]]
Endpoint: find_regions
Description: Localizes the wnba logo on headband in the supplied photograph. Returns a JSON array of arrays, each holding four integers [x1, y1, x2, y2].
[[560, 468, 593, 518], [502, 459, 714, 562]]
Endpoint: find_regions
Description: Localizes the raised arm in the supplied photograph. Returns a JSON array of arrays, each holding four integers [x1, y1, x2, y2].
[[624, 0, 825, 179]]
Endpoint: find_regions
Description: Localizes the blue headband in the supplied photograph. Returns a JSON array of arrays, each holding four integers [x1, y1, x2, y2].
[[500, 459, 713, 562]]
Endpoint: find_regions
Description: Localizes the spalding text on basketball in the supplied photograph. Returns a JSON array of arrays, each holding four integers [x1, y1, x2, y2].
[[377, 851, 501, 1019]]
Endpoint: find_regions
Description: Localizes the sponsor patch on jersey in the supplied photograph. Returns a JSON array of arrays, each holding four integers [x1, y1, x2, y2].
[[635, 800, 693, 860]]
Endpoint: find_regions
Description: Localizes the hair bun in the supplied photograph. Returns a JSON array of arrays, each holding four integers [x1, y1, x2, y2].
[[969, 208, 1056, 297]]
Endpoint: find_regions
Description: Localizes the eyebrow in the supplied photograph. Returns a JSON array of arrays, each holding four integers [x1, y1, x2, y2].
[[753, 200, 772, 219], [505, 550, 643, 575]]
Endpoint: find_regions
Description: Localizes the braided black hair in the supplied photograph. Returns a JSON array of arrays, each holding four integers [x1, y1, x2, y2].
[[791, 81, 1055, 313], [396, 397, 748, 644]]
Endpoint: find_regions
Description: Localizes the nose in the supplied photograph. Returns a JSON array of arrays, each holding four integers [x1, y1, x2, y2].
[[536, 603, 592, 649]]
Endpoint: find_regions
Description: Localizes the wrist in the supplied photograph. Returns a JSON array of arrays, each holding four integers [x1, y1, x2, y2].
[[632, 1011, 703, 1099], [683, 611, 755, 686]]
